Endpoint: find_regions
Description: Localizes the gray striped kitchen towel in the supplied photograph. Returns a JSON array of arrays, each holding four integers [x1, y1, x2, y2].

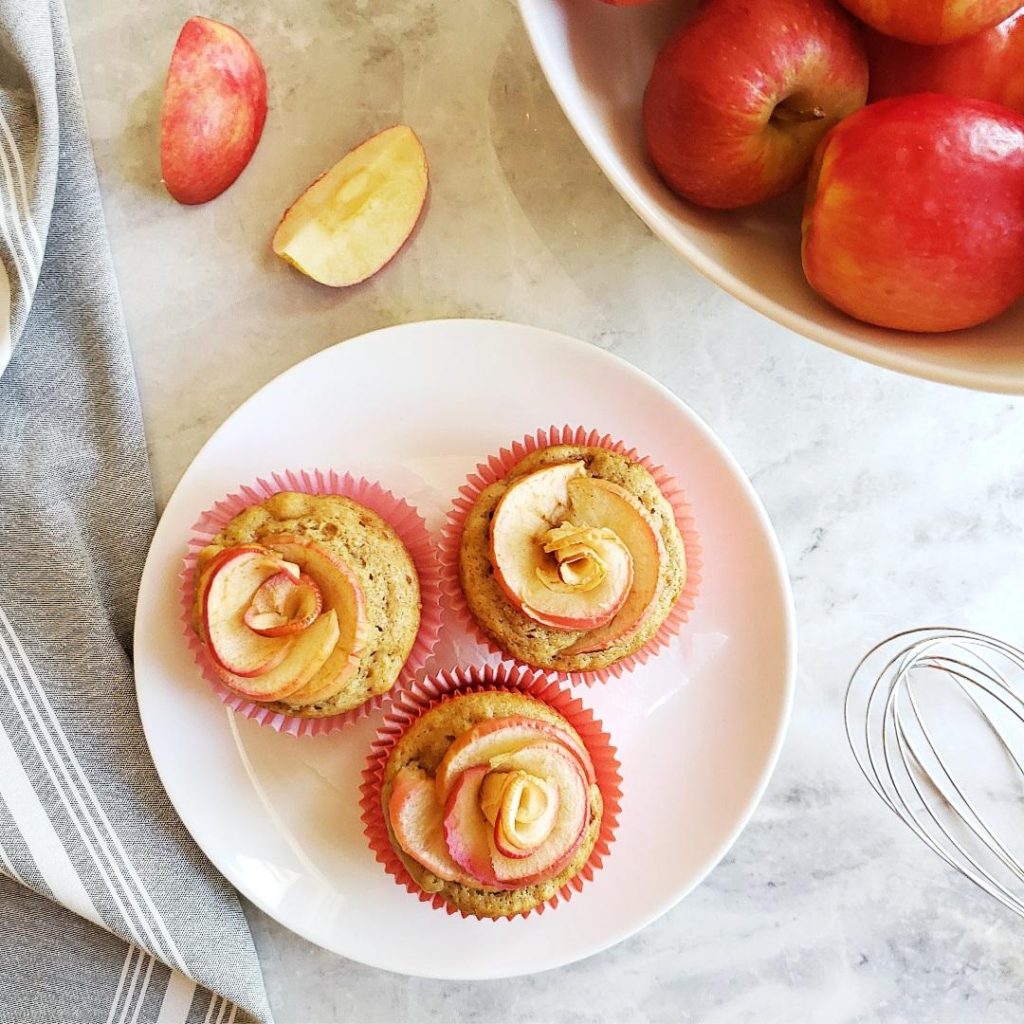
[[0, 1, 272, 1022]]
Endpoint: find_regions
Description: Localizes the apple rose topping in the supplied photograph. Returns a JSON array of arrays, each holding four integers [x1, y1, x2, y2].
[[387, 716, 594, 889], [195, 539, 367, 703]]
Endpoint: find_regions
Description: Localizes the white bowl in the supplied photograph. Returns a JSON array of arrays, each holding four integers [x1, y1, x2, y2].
[[518, 0, 1024, 394]]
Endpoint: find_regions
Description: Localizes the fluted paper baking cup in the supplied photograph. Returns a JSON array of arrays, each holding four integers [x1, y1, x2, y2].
[[359, 663, 622, 920], [180, 468, 443, 737], [438, 425, 702, 684]]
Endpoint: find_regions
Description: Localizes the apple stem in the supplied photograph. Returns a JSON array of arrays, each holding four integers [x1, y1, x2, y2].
[[771, 103, 827, 125]]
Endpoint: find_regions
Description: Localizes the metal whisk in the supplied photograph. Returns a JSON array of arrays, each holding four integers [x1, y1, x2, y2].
[[845, 627, 1024, 921]]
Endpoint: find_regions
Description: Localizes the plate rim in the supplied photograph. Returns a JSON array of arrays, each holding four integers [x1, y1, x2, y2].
[[515, 0, 1024, 396], [133, 317, 798, 979]]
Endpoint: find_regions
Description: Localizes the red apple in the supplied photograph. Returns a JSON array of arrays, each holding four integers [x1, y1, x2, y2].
[[837, 0, 1021, 44], [865, 10, 1024, 115], [160, 16, 267, 205], [643, 0, 868, 210], [801, 94, 1024, 333]]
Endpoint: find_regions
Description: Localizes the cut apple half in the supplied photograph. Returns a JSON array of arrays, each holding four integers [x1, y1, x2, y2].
[[562, 477, 667, 655], [490, 461, 634, 631], [215, 609, 340, 702], [388, 765, 478, 886], [272, 124, 428, 287], [435, 715, 596, 806], [201, 548, 299, 677], [243, 570, 323, 636], [263, 536, 368, 705]]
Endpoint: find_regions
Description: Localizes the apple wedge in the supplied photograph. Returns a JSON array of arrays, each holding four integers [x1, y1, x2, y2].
[[202, 548, 299, 676], [215, 609, 340, 701], [490, 461, 633, 630], [435, 716, 596, 806], [263, 536, 367, 705], [272, 125, 428, 287], [563, 477, 666, 655], [388, 766, 477, 885], [160, 16, 267, 205]]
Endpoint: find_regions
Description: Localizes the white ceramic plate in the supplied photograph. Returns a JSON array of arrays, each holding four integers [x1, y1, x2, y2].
[[517, 0, 1024, 394], [134, 319, 795, 979]]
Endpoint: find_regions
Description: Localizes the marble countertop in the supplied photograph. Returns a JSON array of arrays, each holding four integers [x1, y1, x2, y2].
[[66, 1, 1024, 1021]]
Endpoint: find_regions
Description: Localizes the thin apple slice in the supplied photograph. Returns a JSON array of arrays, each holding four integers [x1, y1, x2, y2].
[[388, 766, 478, 885], [215, 609, 340, 701], [564, 477, 667, 655], [489, 771, 560, 859], [442, 765, 507, 888], [272, 124, 428, 287], [435, 716, 596, 806], [262, 536, 368, 705], [244, 570, 323, 636], [202, 548, 297, 676]]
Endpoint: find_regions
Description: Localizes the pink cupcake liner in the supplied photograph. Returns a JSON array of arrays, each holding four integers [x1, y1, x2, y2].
[[359, 663, 622, 920], [180, 468, 443, 738], [438, 425, 702, 685]]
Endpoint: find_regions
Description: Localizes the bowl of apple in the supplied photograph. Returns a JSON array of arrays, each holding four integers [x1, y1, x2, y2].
[[517, 0, 1024, 393]]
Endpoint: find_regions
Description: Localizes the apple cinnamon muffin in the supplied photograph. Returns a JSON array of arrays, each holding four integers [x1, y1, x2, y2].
[[191, 491, 420, 717], [380, 691, 603, 918], [457, 444, 686, 673]]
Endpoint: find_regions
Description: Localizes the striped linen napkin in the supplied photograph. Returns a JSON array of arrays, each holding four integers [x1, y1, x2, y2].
[[0, 1, 272, 1021]]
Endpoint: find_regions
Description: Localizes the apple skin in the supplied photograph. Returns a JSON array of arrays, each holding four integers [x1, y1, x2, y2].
[[643, 0, 868, 210], [160, 16, 267, 205], [837, 0, 1021, 44], [801, 94, 1024, 333], [865, 10, 1024, 115]]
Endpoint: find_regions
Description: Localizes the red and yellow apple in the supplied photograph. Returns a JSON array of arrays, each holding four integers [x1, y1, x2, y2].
[[865, 10, 1024, 114], [643, 0, 868, 210], [160, 16, 267, 205], [837, 0, 1022, 44], [802, 94, 1024, 333], [272, 125, 428, 287]]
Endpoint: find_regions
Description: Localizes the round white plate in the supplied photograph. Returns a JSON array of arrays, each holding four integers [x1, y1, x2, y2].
[[134, 319, 796, 979], [517, 0, 1024, 394]]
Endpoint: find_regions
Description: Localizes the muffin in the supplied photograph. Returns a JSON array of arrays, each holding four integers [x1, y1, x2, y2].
[[192, 490, 421, 717], [457, 443, 687, 673], [379, 689, 604, 918]]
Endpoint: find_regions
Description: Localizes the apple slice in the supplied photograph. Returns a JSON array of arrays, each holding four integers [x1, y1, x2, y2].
[[272, 124, 428, 287], [215, 609, 340, 701], [160, 16, 267, 205], [388, 766, 478, 885], [490, 461, 633, 631], [202, 548, 298, 676], [442, 765, 506, 887], [563, 477, 667, 655], [484, 771, 560, 859], [435, 716, 596, 806], [243, 570, 323, 636], [262, 536, 368, 705]]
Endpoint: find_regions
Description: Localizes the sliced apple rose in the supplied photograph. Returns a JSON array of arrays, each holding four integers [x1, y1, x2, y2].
[[272, 124, 428, 287], [388, 716, 595, 891], [243, 570, 323, 636], [490, 461, 634, 630], [262, 536, 368, 705], [201, 547, 301, 677]]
